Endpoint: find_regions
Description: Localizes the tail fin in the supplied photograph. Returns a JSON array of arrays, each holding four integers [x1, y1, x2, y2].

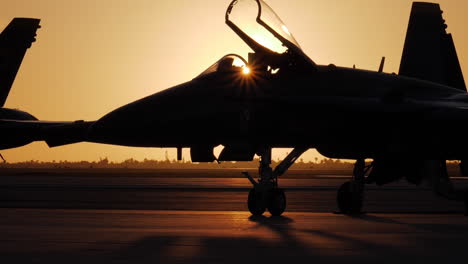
[[399, 2, 466, 91], [0, 18, 41, 107]]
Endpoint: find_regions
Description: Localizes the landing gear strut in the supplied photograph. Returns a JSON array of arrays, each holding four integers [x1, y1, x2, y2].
[[0, 153, 5, 163], [337, 159, 370, 214], [244, 147, 308, 216]]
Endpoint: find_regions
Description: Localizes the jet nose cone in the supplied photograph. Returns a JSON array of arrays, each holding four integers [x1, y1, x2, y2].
[[87, 81, 200, 146], [87, 97, 157, 145]]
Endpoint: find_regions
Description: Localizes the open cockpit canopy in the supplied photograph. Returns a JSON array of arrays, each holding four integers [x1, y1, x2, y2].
[[226, 0, 314, 67]]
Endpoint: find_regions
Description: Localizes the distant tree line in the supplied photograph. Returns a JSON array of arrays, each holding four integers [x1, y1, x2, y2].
[[0, 157, 358, 170], [0, 158, 462, 175]]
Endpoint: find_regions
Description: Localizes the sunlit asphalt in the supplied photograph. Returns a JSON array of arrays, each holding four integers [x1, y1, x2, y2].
[[1, 169, 468, 263]]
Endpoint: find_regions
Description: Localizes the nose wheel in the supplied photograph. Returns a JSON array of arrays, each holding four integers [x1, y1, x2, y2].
[[247, 189, 266, 216], [247, 187, 287, 216], [267, 188, 286, 216], [244, 147, 307, 216]]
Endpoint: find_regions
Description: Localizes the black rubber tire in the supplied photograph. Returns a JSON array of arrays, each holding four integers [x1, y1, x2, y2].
[[337, 181, 363, 214], [267, 188, 286, 216], [248, 189, 266, 216]]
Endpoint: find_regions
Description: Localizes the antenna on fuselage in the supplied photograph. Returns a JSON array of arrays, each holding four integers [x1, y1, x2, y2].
[[378, 57, 386, 73]]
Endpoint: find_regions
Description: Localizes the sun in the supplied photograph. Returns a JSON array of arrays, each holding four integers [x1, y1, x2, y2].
[[242, 66, 251, 75]]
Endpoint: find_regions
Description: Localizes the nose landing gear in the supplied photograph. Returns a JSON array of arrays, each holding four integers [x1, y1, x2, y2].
[[244, 147, 308, 216]]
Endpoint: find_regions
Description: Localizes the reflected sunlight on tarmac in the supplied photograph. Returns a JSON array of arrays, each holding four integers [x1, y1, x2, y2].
[[1, 169, 468, 263]]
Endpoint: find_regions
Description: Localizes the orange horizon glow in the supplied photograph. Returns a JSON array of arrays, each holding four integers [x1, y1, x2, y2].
[[2, 0, 468, 162]]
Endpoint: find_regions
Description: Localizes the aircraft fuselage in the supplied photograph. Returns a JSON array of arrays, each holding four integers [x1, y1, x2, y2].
[[87, 64, 468, 160]]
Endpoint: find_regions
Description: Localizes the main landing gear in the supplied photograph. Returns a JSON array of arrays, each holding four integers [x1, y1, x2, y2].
[[243, 147, 308, 216], [427, 160, 468, 215], [337, 159, 371, 214], [336, 159, 468, 215]]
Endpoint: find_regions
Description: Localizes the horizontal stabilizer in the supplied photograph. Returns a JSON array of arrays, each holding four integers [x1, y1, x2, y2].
[[399, 2, 466, 91]]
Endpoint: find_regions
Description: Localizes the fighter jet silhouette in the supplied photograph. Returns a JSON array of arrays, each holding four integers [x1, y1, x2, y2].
[[2, 1, 468, 216]]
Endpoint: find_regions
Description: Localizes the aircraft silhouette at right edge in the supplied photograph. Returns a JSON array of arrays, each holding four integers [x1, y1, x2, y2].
[[2, 1, 468, 216]]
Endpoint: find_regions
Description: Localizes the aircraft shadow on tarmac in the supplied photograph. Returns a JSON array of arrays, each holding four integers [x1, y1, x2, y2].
[[354, 214, 468, 234], [112, 215, 319, 264], [3, 215, 468, 264], [116, 215, 467, 263]]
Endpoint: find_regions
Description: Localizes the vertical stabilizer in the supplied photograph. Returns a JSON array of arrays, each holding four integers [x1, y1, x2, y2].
[[399, 2, 466, 91], [0, 18, 41, 107]]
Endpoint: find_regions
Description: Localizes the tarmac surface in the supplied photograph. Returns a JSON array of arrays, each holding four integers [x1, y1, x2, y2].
[[1, 168, 468, 263]]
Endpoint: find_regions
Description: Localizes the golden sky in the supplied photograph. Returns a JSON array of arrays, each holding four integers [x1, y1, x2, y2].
[[2, 0, 468, 162]]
